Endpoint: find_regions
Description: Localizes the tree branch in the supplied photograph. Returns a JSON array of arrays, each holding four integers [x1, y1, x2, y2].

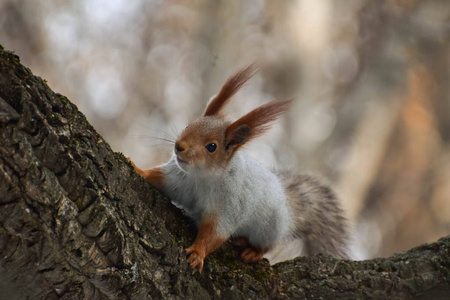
[[0, 46, 449, 299]]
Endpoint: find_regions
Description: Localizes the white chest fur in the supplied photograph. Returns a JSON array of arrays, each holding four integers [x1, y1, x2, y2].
[[160, 152, 290, 249]]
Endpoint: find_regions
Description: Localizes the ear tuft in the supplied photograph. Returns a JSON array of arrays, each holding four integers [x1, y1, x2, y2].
[[204, 64, 258, 116]]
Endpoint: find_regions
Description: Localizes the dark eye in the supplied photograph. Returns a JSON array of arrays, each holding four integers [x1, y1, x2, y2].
[[205, 143, 217, 153]]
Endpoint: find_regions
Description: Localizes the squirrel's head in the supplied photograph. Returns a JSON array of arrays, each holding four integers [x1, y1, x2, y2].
[[174, 64, 292, 174]]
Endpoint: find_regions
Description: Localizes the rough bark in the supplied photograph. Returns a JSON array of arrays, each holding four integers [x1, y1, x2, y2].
[[0, 46, 449, 300]]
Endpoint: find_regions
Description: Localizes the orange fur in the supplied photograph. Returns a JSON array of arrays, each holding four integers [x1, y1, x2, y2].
[[186, 217, 227, 272], [225, 99, 292, 155], [140, 167, 164, 190], [203, 64, 258, 117], [129, 159, 164, 191], [175, 117, 230, 171]]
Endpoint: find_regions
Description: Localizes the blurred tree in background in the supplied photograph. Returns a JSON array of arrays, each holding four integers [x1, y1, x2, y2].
[[1, 0, 448, 260]]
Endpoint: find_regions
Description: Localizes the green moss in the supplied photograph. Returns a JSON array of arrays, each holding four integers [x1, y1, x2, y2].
[[173, 237, 183, 247], [0, 48, 20, 63], [0, 44, 4, 50], [344, 264, 353, 273], [251, 270, 270, 281], [57, 93, 65, 100], [216, 254, 239, 271]]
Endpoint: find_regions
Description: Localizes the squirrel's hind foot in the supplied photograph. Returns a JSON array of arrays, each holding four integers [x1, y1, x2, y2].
[[240, 246, 265, 263], [233, 237, 266, 263]]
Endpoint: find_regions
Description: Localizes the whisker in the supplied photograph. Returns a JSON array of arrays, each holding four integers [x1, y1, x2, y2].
[[145, 143, 174, 151], [150, 127, 178, 141], [169, 121, 180, 140], [153, 137, 176, 144], [128, 134, 175, 144], [131, 120, 178, 141]]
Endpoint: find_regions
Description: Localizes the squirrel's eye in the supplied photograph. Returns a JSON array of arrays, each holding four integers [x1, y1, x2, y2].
[[205, 143, 217, 153]]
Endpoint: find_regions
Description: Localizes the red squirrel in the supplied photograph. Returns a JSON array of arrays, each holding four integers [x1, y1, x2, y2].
[[129, 64, 349, 272]]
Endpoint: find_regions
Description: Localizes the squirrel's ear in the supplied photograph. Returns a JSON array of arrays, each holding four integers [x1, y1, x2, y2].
[[225, 125, 250, 152], [225, 100, 292, 154], [204, 64, 258, 116]]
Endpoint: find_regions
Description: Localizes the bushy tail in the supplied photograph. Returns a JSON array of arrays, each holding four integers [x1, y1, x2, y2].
[[268, 171, 350, 263]]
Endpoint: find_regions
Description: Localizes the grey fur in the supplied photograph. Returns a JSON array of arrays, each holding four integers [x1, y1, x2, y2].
[[276, 170, 350, 259]]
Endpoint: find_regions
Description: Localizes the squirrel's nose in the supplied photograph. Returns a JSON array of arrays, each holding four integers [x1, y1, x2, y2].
[[175, 142, 185, 153]]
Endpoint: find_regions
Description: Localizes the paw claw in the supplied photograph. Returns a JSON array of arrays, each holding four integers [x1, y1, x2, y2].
[[186, 248, 205, 273]]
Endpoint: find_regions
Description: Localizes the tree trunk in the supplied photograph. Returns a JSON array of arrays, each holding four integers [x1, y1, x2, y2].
[[0, 46, 449, 300]]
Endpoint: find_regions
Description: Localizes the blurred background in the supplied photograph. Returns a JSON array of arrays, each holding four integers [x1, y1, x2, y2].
[[1, 0, 449, 260]]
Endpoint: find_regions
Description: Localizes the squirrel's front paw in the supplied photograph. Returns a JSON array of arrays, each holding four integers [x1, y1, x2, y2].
[[126, 156, 145, 176], [186, 247, 205, 273]]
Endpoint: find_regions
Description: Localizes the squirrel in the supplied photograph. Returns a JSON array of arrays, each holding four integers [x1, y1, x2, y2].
[[128, 64, 350, 272]]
